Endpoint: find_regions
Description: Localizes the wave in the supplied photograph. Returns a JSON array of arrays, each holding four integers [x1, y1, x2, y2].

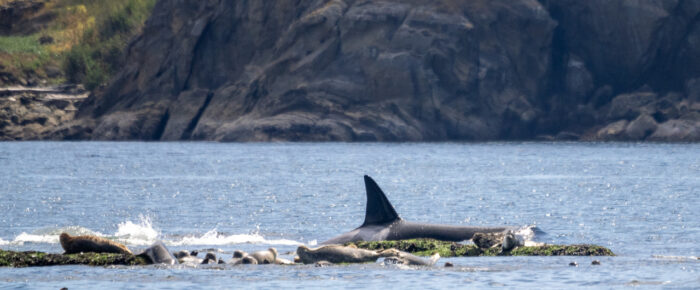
[[3, 215, 305, 247], [168, 229, 302, 246]]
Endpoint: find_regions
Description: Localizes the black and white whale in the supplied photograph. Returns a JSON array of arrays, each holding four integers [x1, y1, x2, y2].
[[322, 176, 518, 244]]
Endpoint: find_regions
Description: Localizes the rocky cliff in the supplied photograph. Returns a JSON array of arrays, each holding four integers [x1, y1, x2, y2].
[[75, 0, 700, 141]]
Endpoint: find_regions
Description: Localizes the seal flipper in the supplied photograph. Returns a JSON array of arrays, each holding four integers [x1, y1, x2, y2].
[[362, 175, 400, 226]]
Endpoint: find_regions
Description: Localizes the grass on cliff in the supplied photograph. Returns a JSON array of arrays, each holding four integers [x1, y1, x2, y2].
[[0, 0, 156, 89]]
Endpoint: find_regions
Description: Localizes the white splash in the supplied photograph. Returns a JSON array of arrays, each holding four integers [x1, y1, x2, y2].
[[3, 215, 304, 247], [12, 232, 60, 245], [514, 225, 536, 242], [115, 215, 160, 246], [167, 229, 302, 246], [9, 226, 103, 246]]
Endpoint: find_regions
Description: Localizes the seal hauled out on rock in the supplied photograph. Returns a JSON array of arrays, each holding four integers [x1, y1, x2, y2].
[[296, 245, 394, 264], [250, 248, 278, 264], [59, 233, 132, 255], [382, 250, 440, 266]]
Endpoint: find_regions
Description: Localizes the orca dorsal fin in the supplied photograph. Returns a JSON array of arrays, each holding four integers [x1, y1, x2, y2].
[[362, 175, 400, 226]]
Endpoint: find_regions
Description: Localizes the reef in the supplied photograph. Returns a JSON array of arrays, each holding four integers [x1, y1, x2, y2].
[[0, 249, 149, 267], [346, 239, 615, 257]]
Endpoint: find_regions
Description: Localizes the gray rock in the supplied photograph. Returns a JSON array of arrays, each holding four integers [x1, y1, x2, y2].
[[61, 0, 700, 142], [648, 119, 700, 141], [596, 120, 628, 140], [85, 0, 557, 141], [607, 92, 657, 121], [625, 114, 657, 140]]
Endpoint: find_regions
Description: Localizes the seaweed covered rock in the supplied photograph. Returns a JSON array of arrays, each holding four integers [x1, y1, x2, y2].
[[0, 250, 149, 267], [346, 239, 614, 257]]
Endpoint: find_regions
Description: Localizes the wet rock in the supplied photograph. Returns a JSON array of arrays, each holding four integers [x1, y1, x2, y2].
[[596, 120, 628, 140], [652, 93, 682, 122], [648, 119, 700, 141], [625, 114, 657, 140], [347, 239, 615, 257], [607, 91, 657, 121], [569, 261, 578, 267], [591, 260, 601, 265], [444, 262, 454, 267]]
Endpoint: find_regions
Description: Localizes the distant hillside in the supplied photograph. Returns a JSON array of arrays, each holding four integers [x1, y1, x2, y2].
[[0, 0, 155, 89]]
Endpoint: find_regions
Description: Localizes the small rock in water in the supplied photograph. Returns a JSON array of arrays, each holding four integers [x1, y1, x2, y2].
[[218, 258, 225, 264], [569, 262, 578, 267], [315, 260, 332, 267], [444, 262, 454, 267], [591, 260, 601, 265]]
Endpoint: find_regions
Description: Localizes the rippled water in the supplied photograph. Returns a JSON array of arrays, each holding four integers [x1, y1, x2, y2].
[[0, 142, 698, 288]]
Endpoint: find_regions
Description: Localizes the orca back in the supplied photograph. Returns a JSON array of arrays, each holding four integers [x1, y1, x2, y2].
[[362, 175, 400, 226]]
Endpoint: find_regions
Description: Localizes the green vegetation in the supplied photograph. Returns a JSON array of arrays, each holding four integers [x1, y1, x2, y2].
[[63, 0, 156, 89], [346, 239, 615, 257], [0, 0, 156, 89], [0, 249, 149, 267]]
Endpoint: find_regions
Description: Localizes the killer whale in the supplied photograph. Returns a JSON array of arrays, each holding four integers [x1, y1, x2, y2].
[[322, 176, 517, 244]]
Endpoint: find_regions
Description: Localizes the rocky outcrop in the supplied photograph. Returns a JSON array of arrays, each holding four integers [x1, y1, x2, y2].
[[69, 0, 699, 141], [0, 0, 52, 36], [0, 86, 90, 140]]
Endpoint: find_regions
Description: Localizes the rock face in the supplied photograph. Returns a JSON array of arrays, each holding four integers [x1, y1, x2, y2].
[[76, 0, 699, 142], [0, 86, 90, 140], [0, 0, 49, 36]]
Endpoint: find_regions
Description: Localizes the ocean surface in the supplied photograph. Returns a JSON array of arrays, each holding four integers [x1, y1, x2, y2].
[[0, 142, 698, 289]]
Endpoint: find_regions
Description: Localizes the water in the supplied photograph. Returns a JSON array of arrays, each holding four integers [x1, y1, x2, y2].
[[0, 142, 698, 288]]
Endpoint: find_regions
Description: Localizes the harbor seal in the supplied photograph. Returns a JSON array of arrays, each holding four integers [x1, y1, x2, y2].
[[382, 250, 440, 266], [201, 252, 218, 264], [296, 244, 395, 264], [233, 250, 247, 259], [250, 248, 278, 264], [59, 233, 132, 255], [232, 255, 258, 265], [137, 241, 177, 264]]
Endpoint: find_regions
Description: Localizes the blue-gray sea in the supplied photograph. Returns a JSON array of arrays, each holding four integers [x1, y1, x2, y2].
[[0, 142, 698, 289]]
